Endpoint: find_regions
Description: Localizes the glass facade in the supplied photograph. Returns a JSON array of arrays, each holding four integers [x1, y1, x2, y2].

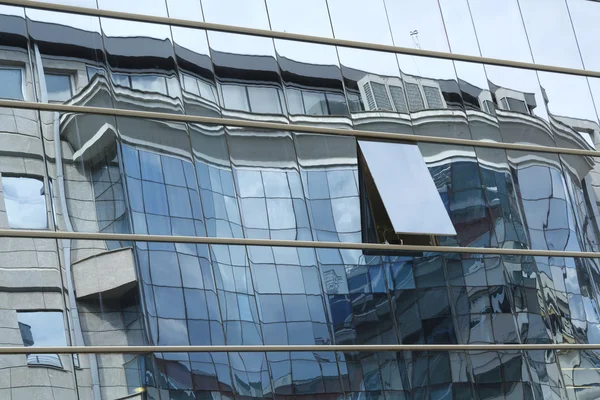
[[1, 0, 600, 399]]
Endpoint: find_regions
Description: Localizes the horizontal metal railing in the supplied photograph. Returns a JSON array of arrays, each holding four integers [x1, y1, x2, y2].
[[1, 0, 600, 79], [2, 343, 600, 354], [1, 229, 600, 258], [0, 99, 599, 157]]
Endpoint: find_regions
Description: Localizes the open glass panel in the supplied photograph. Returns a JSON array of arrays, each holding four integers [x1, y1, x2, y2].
[[358, 139, 456, 246]]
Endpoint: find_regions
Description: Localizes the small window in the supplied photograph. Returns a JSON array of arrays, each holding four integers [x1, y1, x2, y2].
[[17, 311, 66, 369], [405, 82, 425, 112], [0, 67, 24, 100], [2, 177, 48, 229], [506, 98, 529, 114], [46, 73, 73, 103], [358, 140, 456, 246]]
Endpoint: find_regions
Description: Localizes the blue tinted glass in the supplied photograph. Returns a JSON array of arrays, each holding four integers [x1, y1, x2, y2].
[[184, 289, 209, 320], [157, 319, 189, 345], [306, 171, 330, 199], [258, 295, 285, 323], [166, 185, 193, 218], [149, 250, 182, 287], [140, 151, 164, 183], [188, 320, 212, 345], [154, 287, 186, 319], [179, 254, 204, 288], [161, 156, 186, 186], [282, 295, 311, 321], [126, 178, 144, 212], [142, 181, 169, 215]]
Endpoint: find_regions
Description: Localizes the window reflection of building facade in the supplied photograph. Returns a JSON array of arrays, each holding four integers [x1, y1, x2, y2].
[[2, 0, 600, 399]]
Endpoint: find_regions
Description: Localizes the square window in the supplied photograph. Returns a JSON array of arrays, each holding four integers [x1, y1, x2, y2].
[[2, 177, 48, 229], [46, 73, 73, 103], [18, 311, 66, 368]]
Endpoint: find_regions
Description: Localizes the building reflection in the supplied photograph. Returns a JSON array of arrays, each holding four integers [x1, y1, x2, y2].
[[1, 7, 600, 400]]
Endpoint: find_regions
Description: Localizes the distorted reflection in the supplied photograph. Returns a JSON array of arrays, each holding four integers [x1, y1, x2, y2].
[[17, 311, 67, 368], [2, 176, 47, 229], [2, 0, 600, 398]]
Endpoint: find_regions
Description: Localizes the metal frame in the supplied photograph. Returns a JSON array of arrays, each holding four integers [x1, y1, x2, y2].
[[1, 99, 599, 157], [2, 0, 600, 79], [3, 0, 600, 356], [0, 343, 599, 354], [2, 228, 600, 258]]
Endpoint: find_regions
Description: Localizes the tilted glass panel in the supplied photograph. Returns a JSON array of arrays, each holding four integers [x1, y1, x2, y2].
[[358, 140, 456, 236]]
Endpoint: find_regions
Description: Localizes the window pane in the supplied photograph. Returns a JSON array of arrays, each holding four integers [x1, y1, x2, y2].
[[46, 73, 72, 102], [197, 79, 217, 103], [302, 91, 327, 115], [359, 140, 456, 236], [325, 93, 349, 115], [506, 97, 528, 114], [131, 75, 168, 95], [0, 68, 23, 100], [222, 84, 250, 111], [183, 74, 200, 95], [247, 86, 282, 114], [286, 88, 304, 114], [17, 311, 66, 368], [2, 177, 48, 229], [113, 73, 130, 88]]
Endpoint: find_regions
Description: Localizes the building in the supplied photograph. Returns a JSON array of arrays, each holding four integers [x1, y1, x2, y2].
[[1, 0, 600, 399]]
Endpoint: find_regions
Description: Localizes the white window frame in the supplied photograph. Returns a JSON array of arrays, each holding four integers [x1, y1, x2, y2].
[[180, 72, 218, 103], [0, 65, 27, 101], [219, 82, 284, 114], [495, 88, 530, 115]]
